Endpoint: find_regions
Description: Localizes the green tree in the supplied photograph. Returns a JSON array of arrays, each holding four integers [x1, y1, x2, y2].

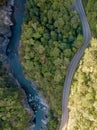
[[0, 61, 30, 130], [67, 38, 97, 130], [20, 0, 83, 129]]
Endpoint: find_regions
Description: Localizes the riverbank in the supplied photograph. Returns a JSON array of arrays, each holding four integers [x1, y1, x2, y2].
[[19, 0, 84, 129], [0, 0, 34, 110], [0, 60, 31, 130], [0, 1, 33, 129], [0, 2, 13, 72], [0, 0, 35, 129], [4, 0, 49, 130]]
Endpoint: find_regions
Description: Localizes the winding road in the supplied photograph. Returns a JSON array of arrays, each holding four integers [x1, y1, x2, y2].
[[6, 0, 91, 130], [59, 0, 91, 129]]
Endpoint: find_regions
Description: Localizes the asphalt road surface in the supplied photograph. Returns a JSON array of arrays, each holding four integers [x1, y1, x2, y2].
[[59, 0, 91, 129]]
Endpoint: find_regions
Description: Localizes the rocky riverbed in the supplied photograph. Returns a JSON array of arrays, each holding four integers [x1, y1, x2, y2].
[[0, 6, 11, 61], [0, 0, 49, 130]]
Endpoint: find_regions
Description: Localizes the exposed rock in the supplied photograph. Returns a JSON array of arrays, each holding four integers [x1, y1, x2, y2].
[[0, 0, 14, 47], [4, 15, 13, 25], [0, 1, 14, 38], [0, 36, 5, 44], [0, 1, 13, 61], [7, 0, 14, 7], [0, 1, 49, 130], [3, 37, 9, 45], [1, 37, 9, 53], [0, 24, 8, 34], [0, 53, 7, 62], [0, 7, 13, 25]]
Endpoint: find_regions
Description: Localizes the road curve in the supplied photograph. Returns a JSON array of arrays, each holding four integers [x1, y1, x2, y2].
[[59, 0, 91, 130]]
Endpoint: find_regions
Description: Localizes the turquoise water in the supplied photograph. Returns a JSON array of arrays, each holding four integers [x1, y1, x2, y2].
[[7, 0, 48, 130]]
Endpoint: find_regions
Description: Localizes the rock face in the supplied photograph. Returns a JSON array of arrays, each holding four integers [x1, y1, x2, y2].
[[0, 0, 34, 119], [0, 0, 14, 61], [0, 1, 49, 130], [0, 7, 13, 26]]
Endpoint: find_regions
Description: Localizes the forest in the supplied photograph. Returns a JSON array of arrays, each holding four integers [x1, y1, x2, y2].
[[67, 38, 97, 130], [0, 0, 96, 129], [20, 0, 83, 129], [67, 1, 97, 129], [0, 1, 31, 130], [82, 0, 97, 37], [0, 61, 30, 130]]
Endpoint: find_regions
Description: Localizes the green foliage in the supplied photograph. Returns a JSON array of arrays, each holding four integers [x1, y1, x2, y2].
[[82, 0, 97, 37], [20, 0, 83, 129], [47, 112, 58, 130], [67, 38, 97, 130], [0, 62, 30, 130], [0, 0, 7, 6]]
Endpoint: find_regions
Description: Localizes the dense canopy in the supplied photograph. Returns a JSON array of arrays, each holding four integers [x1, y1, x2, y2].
[[0, 61, 30, 130], [67, 38, 97, 130], [20, 0, 83, 129]]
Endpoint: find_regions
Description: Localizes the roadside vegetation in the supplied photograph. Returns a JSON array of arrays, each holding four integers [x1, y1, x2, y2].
[[0, 61, 30, 130], [67, 38, 97, 130], [67, 1, 97, 129], [82, 0, 97, 37], [20, 0, 83, 129]]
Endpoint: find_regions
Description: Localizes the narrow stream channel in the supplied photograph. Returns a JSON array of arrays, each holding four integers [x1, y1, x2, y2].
[[6, 0, 48, 130]]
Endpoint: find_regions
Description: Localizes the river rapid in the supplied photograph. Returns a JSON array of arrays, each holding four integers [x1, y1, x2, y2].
[[6, 0, 48, 130]]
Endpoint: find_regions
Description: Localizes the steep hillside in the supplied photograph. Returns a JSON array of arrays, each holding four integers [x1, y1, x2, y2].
[[20, 0, 83, 129], [67, 38, 97, 130], [0, 61, 31, 130], [0, 1, 31, 129]]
